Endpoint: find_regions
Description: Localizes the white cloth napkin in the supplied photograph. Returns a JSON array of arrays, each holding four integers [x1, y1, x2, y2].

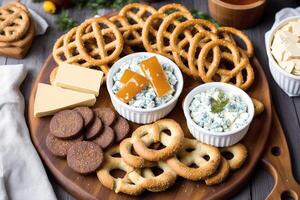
[[0, 65, 56, 200], [28, 8, 48, 35], [265, 7, 300, 96]]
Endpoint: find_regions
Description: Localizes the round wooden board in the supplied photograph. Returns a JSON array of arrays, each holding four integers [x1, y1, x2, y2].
[[28, 54, 272, 200]]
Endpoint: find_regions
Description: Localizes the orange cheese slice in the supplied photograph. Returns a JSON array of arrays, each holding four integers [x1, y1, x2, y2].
[[140, 56, 172, 97], [116, 71, 149, 103], [120, 69, 137, 84]]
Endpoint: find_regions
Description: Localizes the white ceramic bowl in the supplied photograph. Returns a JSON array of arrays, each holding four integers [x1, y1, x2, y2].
[[183, 82, 255, 147], [107, 52, 184, 124], [266, 16, 300, 96]]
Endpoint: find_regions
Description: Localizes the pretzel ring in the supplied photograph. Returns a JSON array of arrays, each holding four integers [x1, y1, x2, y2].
[[97, 145, 144, 196], [128, 161, 177, 192], [188, 31, 220, 79], [167, 138, 221, 181], [132, 119, 184, 161], [218, 27, 254, 58], [158, 3, 190, 14], [221, 143, 247, 170], [142, 12, 166, 54], [76, 17, 123, 66], [252, 98, 264, 116], [198, 39, 240, 82], [204, 157, 230, 186], [120, 137, 155, 168], [157, 11, 194, 61]]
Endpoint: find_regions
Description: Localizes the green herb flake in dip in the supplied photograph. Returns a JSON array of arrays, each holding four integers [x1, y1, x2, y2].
[[189, 88, 250, 132]]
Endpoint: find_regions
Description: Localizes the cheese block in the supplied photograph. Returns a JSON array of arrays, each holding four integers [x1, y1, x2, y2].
[[34, 83, 96, 117], [55, 63, 103, 96]]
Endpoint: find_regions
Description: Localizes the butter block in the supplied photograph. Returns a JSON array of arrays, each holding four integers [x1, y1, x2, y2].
[[34, 83, 96, 117], [55, 63, 103, 96]]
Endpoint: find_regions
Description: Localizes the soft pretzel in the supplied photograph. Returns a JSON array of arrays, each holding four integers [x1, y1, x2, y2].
[[128, 161, 177, 192], [204, 157, 230, 186], [221, 143, 247, 170], [97, 145, 144, 196], [132, 119, 184, 161], [252, 98, 264, 116], [218, 26, 254, 58], [166, 138, 221, 181], [120, 137, 155, 168]]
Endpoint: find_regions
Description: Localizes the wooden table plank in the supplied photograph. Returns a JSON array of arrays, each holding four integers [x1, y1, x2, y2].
[[1, 0, 299, 199]]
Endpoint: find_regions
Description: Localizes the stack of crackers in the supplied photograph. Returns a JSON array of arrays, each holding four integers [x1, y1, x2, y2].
[[53, 3, 255, 91], [0, 2, 35, 59]]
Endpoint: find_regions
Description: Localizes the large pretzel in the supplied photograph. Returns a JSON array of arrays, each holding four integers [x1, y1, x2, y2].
[[97, 145, 145, 196], [170, 19, 218, 78], [132, 119, 184, 161], [157, 11, 194, 60], [166, 138, 221, 181], [128, 161, 177, 192], [0, 2, 30, 42], [76, 17, 123, 66]]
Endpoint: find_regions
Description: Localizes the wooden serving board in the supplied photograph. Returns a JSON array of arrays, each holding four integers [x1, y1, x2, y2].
[[28, 55, 272, 200]]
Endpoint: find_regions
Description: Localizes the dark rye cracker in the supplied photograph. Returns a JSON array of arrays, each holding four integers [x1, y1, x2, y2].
[[46, 134, 83, 157], [93, 107, 116, 126], [113, 116, 130, 142], [85, 117, 102, 140], [93, 126, 115, 149], [50, 110, 83, 139], [67, 141, 103, 174], [73, 107, 94, 126]]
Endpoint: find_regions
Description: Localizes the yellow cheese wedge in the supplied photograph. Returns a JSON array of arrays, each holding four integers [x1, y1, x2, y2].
[[140, 56, 171, 97], [120, 69, 137, 84], [34, 83, 96, 117], [116, 73, 149, 103], [55, 63, 103, 96]]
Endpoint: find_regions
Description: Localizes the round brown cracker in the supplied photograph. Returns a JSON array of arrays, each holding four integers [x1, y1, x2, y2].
[[50, 110, 84, 139], [85, 117, 102, 140], [67, 141, 103, 174], [93, 107, 116, 126], [113, 116, 130, 142], [73, 107, 94, 127], [93, 126, 115, 149], [46, 133, 83, 158]]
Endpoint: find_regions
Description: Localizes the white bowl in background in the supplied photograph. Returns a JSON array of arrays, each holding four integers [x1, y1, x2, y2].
[[106, 52, 184, 124], [266, 16, 300, 96], [183, 82, 255, 147]]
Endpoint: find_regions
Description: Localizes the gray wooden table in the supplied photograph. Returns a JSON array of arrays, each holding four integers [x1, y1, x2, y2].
[[1, 0, 300, 199]]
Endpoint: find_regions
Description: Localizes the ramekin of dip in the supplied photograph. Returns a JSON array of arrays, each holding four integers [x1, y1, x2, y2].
[[107, 52, 183, 124], [183, 82, 254, 147]]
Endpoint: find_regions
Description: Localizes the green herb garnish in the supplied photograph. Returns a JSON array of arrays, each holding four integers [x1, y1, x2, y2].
[[211, 91, 229, 113], [56, 10, 78, 31], [189, 9, 220, 27]]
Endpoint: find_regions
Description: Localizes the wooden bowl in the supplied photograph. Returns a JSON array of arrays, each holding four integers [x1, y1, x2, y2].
[[208, 0, 266, 29]]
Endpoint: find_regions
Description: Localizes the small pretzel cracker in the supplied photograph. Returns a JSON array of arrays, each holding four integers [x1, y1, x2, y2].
[[128, 161, 177, 192], [167, 138, 221, 181], [97, 145, 145, 196], [132, 119, 184, 161], [0, 2, 30, 42], [218, 27, 254, 58], [76, 17, 123, 66], [204, 157, 230, 186], [157, 11, 194, 60], [252, 98, 264, 116], [221, 143, 248, 170], [158, 3, 190, 14]]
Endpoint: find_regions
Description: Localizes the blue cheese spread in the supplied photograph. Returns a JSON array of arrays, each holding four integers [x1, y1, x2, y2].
[[112, 55, 178, 109], [189, 88, 250, 132]]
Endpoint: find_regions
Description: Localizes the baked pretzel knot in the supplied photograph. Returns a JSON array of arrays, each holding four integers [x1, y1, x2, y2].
[[0, 3, 30, 42], [167, 138, 221, 181], [132, 119, 184, 161], [128, 161, 177, 192], [76, 17, 123, 66], [97, 145, 144, 196]]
